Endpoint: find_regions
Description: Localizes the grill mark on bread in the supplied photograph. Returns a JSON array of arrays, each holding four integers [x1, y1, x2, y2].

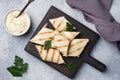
[[51, 49, 55, 62], [57, 54, 60, 63], [53, 45, 68, 48], [70, 40, 85, 47], [69, 47, 84, 54], [41, 46, 44, 60], [57, 18, 65, 29], [38, 31, 54, 34], [56, 18, 64, 29], [63, 26, 67, 30], [52, 19, 56, 25], [45, 49, 49, 61], [39, 46, 43, 54], [38, 37, 53, 41], [49, 49, 53, 62], [70, 32, 76, 37], [61, 32, 71, 41], [53, 39, 69, 42], [31, 34, 54, 42]]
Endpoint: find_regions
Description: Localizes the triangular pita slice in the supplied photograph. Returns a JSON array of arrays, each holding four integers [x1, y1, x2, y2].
[[61, 31, 80, 41], [68, 39, 89, 57], [30, 23, 58, 45], [49, 16, 69, 32], [49, 18, 57, 24], [52, 34, 70, 56], [35, 45, 65, 64]]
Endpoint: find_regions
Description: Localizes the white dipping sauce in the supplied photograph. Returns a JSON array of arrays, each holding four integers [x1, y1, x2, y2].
[[5, 10, 30, 35]]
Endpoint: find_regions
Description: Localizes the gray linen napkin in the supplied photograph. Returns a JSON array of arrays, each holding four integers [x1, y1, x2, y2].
[[66, 0, 120, 50]]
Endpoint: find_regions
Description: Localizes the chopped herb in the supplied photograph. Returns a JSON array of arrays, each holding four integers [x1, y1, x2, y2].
[[66, 22, 74, 31], [66, 62, 76, 70], [44, 40, 51, 50], [7, 55, 28, 77]]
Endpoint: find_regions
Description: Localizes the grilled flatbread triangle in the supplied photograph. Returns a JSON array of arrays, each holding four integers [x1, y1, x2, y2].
[[49, 18, 57, 24], [30, 23, 58, 45], [51, 34, 70, 56], [61, 31, 80, 41], [35, 45, 65, 64], [68, 39, 89, 57], [49, 16, 69, 32]]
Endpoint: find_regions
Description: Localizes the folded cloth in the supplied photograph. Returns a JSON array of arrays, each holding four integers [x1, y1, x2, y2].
[[66, 0, 120, 50]]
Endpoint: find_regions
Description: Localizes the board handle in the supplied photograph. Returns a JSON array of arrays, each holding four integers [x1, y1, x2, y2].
[[84, 55, 106, 72]]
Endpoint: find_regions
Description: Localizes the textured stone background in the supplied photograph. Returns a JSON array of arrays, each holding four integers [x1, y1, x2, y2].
[[0, 0, 120, 80]]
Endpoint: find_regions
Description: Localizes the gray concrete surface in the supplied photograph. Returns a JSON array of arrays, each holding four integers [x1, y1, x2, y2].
[[0, 0, 120, 80]]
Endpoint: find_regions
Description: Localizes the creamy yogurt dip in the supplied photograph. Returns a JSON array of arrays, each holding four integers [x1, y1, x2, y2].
[[5, 10, 30, 36]]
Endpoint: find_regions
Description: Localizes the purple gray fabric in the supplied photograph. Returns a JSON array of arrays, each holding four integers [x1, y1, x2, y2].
[[66, 0, 120, 50]]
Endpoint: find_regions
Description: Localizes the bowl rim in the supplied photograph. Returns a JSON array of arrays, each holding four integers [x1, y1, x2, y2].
[[4, 10, 31, 36]]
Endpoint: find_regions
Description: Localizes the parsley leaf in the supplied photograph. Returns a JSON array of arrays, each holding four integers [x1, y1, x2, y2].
[[14, 56, 23, 67], [7, 65, 23, 76], [7, 55, 28, 77], [44, 40, 51, 50], [66, 22, 74, 31], [66, 62, 76, 70]]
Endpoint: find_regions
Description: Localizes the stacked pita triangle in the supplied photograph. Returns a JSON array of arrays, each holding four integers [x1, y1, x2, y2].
[[30, 16, 89, 64], [35, 45, 65, 64], [30, 23, 55, 45], [61, 31, 80, 41], [51, 34, 70, 56], [68, 39, 89, 57], [49, 16, 68, 31], [30, 23, 59, 45]]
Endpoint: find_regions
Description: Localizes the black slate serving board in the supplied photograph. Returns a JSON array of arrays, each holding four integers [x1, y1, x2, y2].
[[25, 6, 106, 79], [117, 41, 120, 50]]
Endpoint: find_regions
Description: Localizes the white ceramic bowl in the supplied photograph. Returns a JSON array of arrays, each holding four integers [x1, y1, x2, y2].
[[4, 10, 31, 36]]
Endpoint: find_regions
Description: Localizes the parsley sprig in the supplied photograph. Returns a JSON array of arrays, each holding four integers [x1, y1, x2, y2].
[[44, 40, 51, 50], [7, 55, 28, 77], [66, 22, 74, 31], [66, 62, 76, 70]]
